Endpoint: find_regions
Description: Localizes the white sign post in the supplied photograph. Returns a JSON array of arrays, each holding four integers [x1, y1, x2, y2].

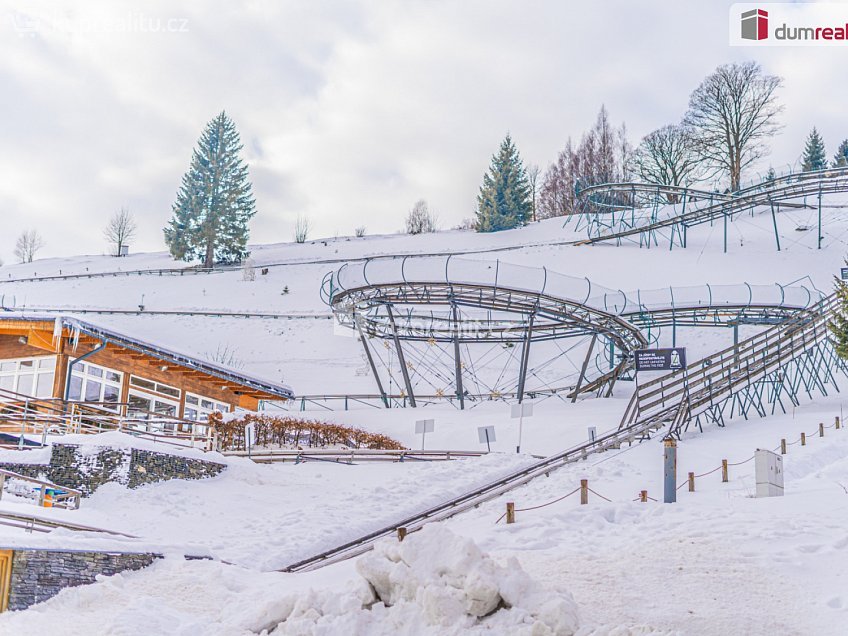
[[510, 402, 533, 454], [244, 422, 256, 458], [477, 425, 496, 452], [414, 419, 435, 451]]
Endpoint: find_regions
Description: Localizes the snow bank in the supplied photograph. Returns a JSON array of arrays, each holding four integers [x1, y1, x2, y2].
[[274, 525, 580, 635]]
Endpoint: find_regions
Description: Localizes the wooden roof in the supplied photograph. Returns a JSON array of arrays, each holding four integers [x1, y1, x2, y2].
[[0, 315, 293, 404]]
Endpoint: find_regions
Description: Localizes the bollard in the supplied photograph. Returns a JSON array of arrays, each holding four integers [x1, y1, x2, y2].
[[580, 479, 588, 505], [640, 490, 648, 503], [505, 502, 515, 524], [836, 416, 841, 430], [801, 432, 806, 446], [397, 527, 408, 542], [664, 438, 677, 504], [688, 472, 695, 492], [780, 438, 787, 455], [721, 459, 728, 483], [819, 423, 824, 438]]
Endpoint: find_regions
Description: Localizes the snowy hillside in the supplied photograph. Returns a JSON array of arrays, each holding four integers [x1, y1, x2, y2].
[[1, 196, 848, 634]]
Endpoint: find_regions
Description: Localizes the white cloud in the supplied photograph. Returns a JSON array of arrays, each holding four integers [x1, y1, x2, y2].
[[0, 0, 847, 262]]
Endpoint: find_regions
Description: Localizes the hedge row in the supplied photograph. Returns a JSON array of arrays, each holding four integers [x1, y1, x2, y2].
[[209, 412, 405, 451]]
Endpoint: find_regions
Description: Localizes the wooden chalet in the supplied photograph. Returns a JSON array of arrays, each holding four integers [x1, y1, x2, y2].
[[0, 314, 292, 422]]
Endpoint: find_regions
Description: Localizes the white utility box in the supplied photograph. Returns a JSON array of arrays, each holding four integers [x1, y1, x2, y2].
[[754, 449, 784, 497]]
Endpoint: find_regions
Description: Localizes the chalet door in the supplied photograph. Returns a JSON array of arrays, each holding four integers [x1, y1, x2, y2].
[[0, 550, 12, 612], [127, 391, 179, 431]]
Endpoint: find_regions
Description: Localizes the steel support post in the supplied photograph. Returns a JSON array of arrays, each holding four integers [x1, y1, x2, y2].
[[571, 334, 598, 403], [451, 302, 464, 410], [355, 317, 389, 408], [770, 200, 781, 251], [516, 312, 536, 403], [386, 304, 416, 407]]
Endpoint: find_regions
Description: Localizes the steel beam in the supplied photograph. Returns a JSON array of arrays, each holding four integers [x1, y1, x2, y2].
[[516, 312, 536, 403], [386, 304, 416, 407]]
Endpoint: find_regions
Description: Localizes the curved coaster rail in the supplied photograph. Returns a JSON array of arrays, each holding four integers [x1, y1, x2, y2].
[[576, 166, 848, 247], [282, 296, 843, 572]]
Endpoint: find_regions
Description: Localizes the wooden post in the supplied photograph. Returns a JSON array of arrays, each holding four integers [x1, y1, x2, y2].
[[819, 423, 824, 438], [639, 490, 648, 503], [688, 472, 695, 492], [780, 438, 787, 455], [836, 416, 841, 430], [721, 459, 728, 483], [397, 527, 408, 541], [505, 502, 515, 524], [580, 479, 588, 505], [801, 432, 806, 446], [0, 473, 5, 501]]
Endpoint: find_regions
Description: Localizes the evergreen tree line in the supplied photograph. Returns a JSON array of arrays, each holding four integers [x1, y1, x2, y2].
[[800, 127, 848, 172], [160, 63, 848, 266]]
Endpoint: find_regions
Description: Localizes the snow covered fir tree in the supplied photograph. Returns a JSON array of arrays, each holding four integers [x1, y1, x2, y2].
[[475, 134, 532, 232], [164, 111, 257, 268], [833, 139, 848, 168], [801, 127, 827, 172]]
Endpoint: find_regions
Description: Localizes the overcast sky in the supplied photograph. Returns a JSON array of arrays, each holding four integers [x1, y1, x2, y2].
[[1, 0, 847, 262]]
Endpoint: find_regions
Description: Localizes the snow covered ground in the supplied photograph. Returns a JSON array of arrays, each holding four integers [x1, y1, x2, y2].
[[0, 198, 847, 633]]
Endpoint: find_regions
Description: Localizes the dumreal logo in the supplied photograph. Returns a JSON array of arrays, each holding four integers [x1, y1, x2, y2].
[[741, 9, 768, 40], [732, 4, 848, 46]]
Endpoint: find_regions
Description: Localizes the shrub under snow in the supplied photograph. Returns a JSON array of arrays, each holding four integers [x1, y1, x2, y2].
[[272, 525, 580, 635]]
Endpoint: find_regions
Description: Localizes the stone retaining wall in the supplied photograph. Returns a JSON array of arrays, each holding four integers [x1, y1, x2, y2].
[[7, 549, 160, 611], [0, 444, 225, 496]]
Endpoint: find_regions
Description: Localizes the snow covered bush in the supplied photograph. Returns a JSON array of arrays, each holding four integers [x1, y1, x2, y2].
[[209, 412, 405, 451], [273, 525, 580, 635]]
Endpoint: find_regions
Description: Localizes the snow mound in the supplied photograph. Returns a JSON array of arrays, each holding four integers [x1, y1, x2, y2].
[[274, 525, 580, 635]]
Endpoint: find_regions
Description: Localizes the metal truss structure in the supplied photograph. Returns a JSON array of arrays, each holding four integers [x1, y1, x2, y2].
[[620, 295, 845, 438], [574, 166, 848, 251], [322, 256, 824, 410]]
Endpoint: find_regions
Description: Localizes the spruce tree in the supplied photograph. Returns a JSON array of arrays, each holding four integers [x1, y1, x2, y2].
[[475, 134, 531, 232], [164, 111, 257, 268], [830, 265, 848, 360], [801, 127, 827, 172], [833, 139, 848, 168]]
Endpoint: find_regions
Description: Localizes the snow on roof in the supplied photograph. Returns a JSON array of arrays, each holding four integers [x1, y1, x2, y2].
[[0, 312, 294, 400]]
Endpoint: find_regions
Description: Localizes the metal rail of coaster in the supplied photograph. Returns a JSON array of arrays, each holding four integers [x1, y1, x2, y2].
[[319, 255, 823, 410], [574, 165, 848, 250], [282, 292, 845, 573]]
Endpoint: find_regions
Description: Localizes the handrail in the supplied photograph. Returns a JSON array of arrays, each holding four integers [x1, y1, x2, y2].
[[282, 297, 840, 573], [0, 468, 82, 510]]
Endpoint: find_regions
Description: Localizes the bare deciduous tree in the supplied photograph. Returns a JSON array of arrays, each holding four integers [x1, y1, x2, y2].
[[630, 124, 707, 199], [526, 163, 540, 222], [684, 61, 783, 191], [104, 207, 137, 256], [538, 140, 577, 219], [14, 229, 45, 264], [354, 226, 367, 238], [294, 214, 311, 243], [404, 199, 437, 234]]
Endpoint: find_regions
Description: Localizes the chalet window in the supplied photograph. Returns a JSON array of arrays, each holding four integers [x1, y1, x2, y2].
[[126, 391, 180, 431], [129, 375, 180, 399], [0, 356, 56, 399], [184, 393, 230, 422], [67, 362, 122, 410]]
